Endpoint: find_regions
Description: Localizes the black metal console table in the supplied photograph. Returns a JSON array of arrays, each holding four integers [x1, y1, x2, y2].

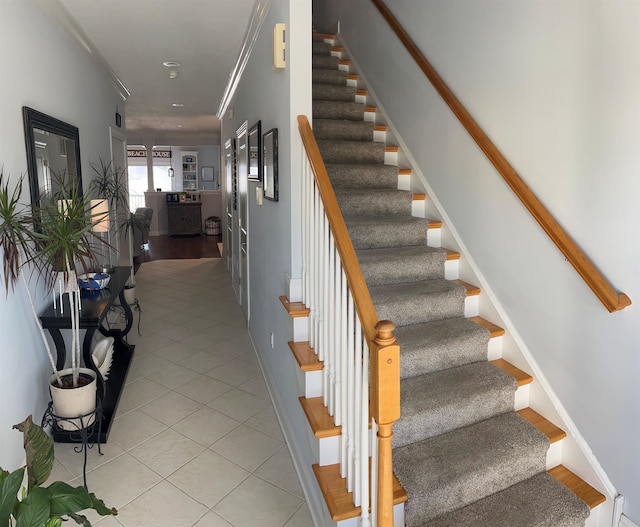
[[39, 266, 135, 443]]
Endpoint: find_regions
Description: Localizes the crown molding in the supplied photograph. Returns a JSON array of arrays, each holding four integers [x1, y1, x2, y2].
[[217, 0, 271, 119], [34, 0, 130, 101]]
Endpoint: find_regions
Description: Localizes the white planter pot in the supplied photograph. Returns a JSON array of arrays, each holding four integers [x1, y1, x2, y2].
[[49, 368, 97, 431], [113, 285, 136, 306]]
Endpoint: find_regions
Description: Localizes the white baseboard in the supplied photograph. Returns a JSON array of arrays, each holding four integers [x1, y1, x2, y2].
[[248, 328, 332, 527], [621, 515, 640, 527]]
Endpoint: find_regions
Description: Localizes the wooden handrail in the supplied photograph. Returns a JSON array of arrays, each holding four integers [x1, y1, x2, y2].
[[298, 114, 399, 527], [298, 115, 380, 342], [371, 0, 631, 313]]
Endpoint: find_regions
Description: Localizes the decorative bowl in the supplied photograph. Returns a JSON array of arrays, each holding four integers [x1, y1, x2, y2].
[[78, 272, 111, 290]]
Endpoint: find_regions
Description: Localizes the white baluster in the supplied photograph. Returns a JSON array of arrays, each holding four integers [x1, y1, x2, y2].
[[353, 315, 363, 506], [359, 326, 370, 526]]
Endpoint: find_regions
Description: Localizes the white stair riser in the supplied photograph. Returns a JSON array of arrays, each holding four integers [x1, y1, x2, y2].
[[384, 150, 398, 165], [411, 198, 426, 218], [303, 370, 323, 398], [427, 227, 441, 248], [464, 294, 479, 317], [292, 316, 309, 342], [514, 384, 530, 411], [487, 334, 503, 360], [547, 439, 563, 470], [444, 259, 459, 280], [398, 173, 411, 191], [318, 434, 341, 466], [373, 129, 386, 142]]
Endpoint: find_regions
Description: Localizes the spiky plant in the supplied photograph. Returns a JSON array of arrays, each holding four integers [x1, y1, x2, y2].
[[0, 171, 36, 294], [89, 159, 129, 211], [0, 170, 107, 387]]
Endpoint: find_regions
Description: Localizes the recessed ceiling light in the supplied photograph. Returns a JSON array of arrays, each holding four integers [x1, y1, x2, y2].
[[177, 124, 184, 128], [172, 103, 184, 107], [168, 70, 179, 79], [162, 61, 181, 68]]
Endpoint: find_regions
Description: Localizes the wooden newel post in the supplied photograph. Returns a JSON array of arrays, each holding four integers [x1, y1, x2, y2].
[[371, 320, 400, 527]]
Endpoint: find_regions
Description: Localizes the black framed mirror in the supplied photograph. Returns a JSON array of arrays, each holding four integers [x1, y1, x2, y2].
[[263, 128, 278, 201], [23, 107, 83, 207]]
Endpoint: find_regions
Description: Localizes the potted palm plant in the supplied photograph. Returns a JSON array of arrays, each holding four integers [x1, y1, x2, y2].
[[0, 415, 116, 526], [0, 169, 106, 428], [89, 159, 145, 304], [89, 158, 129, 269]]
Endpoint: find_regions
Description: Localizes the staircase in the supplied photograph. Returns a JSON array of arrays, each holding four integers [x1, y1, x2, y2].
[[282, 33, 609, 526]]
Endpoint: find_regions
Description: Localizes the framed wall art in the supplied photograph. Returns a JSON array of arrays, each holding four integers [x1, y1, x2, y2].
[[263, 128, 278, 201], [248, 120, 262, 181]]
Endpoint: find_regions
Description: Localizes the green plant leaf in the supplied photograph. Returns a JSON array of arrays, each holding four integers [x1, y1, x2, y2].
[[86, 492, 116, 517], [44, 518, 62, 527], [0, 467, 24, 526], [15, 485, 50, 527], [46, 482, 92, 516], [13, 416, 54, 487], [67, 512, 91, 526], [46, 481, 115, 519]]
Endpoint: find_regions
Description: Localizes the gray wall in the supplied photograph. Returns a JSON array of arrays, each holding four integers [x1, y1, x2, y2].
[[0, 0, 124, 469], [315, 0, 640, 522], [221, 0, 333, 522]]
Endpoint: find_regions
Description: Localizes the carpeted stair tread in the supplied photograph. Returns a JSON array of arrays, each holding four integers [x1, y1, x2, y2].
[[370, 279, 466, 326], [312, 54, 340, 69], [312, 41, 332, 55], [313, 69, 348, 86], [326, 164, 399, 189], [357, 246, 446, 287], [422, 472, 591, 527], [394, 361, 517, 448], [313, 100, 366, 121], [394, 412, 550, 526], [317, 139, 386, 165], [312, 84, 358, 102], [396, 317, 490, 378], [346, 216, 430, 249], [336, 189, 413, 217], [312, 119, 374, 141]]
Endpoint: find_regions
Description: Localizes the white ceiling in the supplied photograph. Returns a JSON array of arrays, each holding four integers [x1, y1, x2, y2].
[[56, 0, 256, 146]]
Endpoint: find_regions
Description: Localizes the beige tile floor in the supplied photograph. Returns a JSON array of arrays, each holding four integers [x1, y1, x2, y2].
[[49, 258, 313, 527]]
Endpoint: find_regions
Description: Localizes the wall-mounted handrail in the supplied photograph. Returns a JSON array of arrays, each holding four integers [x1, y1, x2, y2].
[[298, 115, 400, 527], [371, 0, 631, 313]]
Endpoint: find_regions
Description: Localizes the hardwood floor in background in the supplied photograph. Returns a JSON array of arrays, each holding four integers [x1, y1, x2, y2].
[[135, 234, 222, 272]]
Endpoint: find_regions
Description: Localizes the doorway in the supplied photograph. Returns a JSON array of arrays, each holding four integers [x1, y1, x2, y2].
[[236, 122, 249, 321]]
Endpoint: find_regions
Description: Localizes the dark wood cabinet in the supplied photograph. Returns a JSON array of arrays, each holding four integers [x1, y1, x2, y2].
[[168, 202, 202, 235]]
